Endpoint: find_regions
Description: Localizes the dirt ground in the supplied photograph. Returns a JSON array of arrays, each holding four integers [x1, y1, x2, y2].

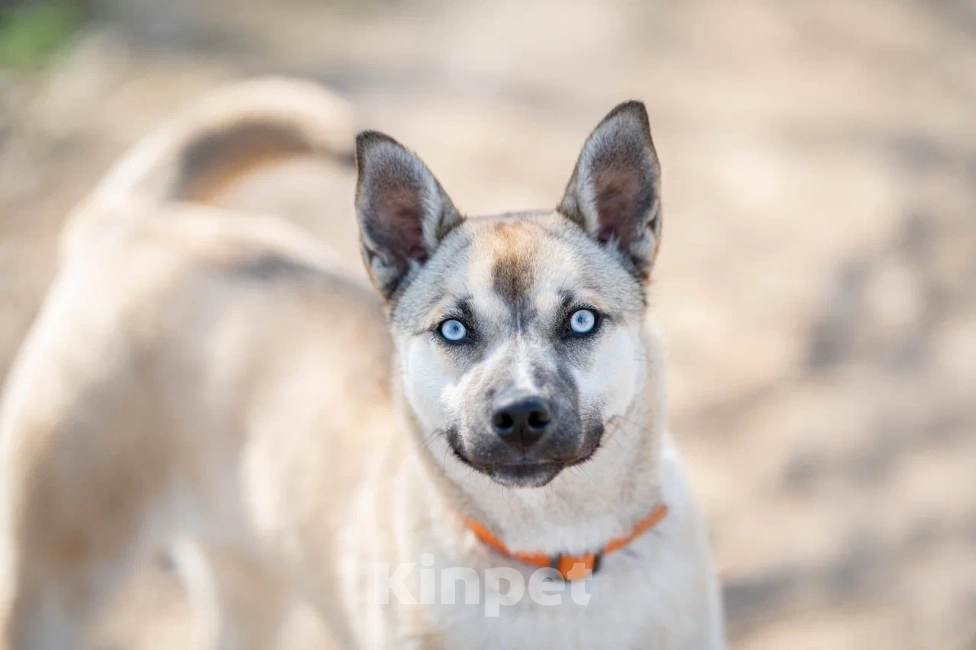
[[1, 0, 974, 648]]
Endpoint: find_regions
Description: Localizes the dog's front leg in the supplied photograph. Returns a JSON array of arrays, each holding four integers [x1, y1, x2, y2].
[[0, 432, 170, 650], [172, 539, 291, 650], [0, 306, 184, 649]]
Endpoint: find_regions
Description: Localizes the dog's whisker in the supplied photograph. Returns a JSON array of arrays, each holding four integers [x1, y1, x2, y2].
[[610, 413, 646, 434], [603, 424, 625, 450]]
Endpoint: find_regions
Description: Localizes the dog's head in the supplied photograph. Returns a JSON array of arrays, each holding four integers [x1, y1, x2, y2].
[[355, 102, 662, 489]]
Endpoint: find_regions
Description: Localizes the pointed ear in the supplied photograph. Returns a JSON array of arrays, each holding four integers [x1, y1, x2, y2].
[[355, 131, 463, 299], [558, 101, 662, 280]]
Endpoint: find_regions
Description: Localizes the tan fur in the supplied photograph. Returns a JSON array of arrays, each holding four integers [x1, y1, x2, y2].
[[0, 80, 723, 649], [60, 77, 356, 261]]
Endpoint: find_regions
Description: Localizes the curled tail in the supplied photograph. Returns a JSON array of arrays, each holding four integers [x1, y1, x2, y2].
[[63, 77, 356, 256], [93, 76, 355, 206]]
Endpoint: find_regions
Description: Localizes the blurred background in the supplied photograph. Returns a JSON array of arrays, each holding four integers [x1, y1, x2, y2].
[[1, 0, 974, 648]]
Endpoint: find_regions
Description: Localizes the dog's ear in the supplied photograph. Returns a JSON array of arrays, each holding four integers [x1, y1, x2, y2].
[[559, 101, 662, 280], [355, 131, 463, 299]]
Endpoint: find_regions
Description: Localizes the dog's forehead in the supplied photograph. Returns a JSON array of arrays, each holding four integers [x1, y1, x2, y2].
[[393, 211, 644, 326], [439, 212, 638, 316], [455, 215, 575, 303], [475, 217, 567, 300]]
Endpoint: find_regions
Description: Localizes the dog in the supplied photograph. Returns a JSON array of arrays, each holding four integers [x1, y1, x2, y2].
[[0, 78, 724, 649]]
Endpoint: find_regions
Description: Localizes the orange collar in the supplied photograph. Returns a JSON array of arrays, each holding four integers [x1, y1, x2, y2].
[[464, 503, 668, 581]]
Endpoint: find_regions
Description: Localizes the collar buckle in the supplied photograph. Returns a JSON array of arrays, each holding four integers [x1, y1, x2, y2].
[[552, 552, 600, 581]]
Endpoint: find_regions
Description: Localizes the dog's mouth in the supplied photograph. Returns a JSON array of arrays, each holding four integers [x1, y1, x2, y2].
[[447, 446, 568, 488], [446, 439, 604, 489], [442, 422, 605, 488], [485, 460, 564, 488]]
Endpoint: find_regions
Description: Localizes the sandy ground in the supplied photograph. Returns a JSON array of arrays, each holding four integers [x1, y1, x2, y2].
[[1, 0, 975, 648]]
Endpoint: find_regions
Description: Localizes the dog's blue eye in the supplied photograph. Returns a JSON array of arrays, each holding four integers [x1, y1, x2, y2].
[[569, 309, 597, 335], [439, 319, 468, 342]]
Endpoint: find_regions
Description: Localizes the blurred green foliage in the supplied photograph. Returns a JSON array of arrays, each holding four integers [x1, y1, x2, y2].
[[0, 0, 91, 68]]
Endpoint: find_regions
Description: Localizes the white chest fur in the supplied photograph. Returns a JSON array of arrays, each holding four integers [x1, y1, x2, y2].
[[433, 526, 720, 650], [344, 444, 724, 650]]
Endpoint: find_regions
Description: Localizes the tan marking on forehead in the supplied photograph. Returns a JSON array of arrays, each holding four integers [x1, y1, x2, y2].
[[487, 221, 540, 307]]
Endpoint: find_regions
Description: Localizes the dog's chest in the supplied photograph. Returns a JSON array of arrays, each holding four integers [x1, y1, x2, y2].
[[414, 535, 708, 650], [435, 572, 654, 649], [337, 443, 720, 649]]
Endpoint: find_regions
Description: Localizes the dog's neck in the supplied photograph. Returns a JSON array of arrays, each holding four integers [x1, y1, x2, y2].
[[400, 337, 668, 557]]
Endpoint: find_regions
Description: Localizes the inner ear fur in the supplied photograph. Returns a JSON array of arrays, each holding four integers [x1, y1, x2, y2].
[[355, 131, 462, 299], [559, 101, 662, 279]]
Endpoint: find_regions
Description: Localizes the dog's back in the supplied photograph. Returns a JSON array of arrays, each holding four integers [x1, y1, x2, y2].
[[0, 79, 395, 649]]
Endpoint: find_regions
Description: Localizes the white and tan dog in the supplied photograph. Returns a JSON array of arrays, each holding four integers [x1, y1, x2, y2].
[[0, 78, 724, 649]]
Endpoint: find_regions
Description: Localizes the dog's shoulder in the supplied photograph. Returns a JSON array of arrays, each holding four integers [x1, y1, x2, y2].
[[64, 200, 374, 311], [44, 200, 392, 398]]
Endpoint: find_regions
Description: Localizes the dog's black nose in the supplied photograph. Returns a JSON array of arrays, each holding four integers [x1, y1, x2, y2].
[[491, 396, 552, 449]]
